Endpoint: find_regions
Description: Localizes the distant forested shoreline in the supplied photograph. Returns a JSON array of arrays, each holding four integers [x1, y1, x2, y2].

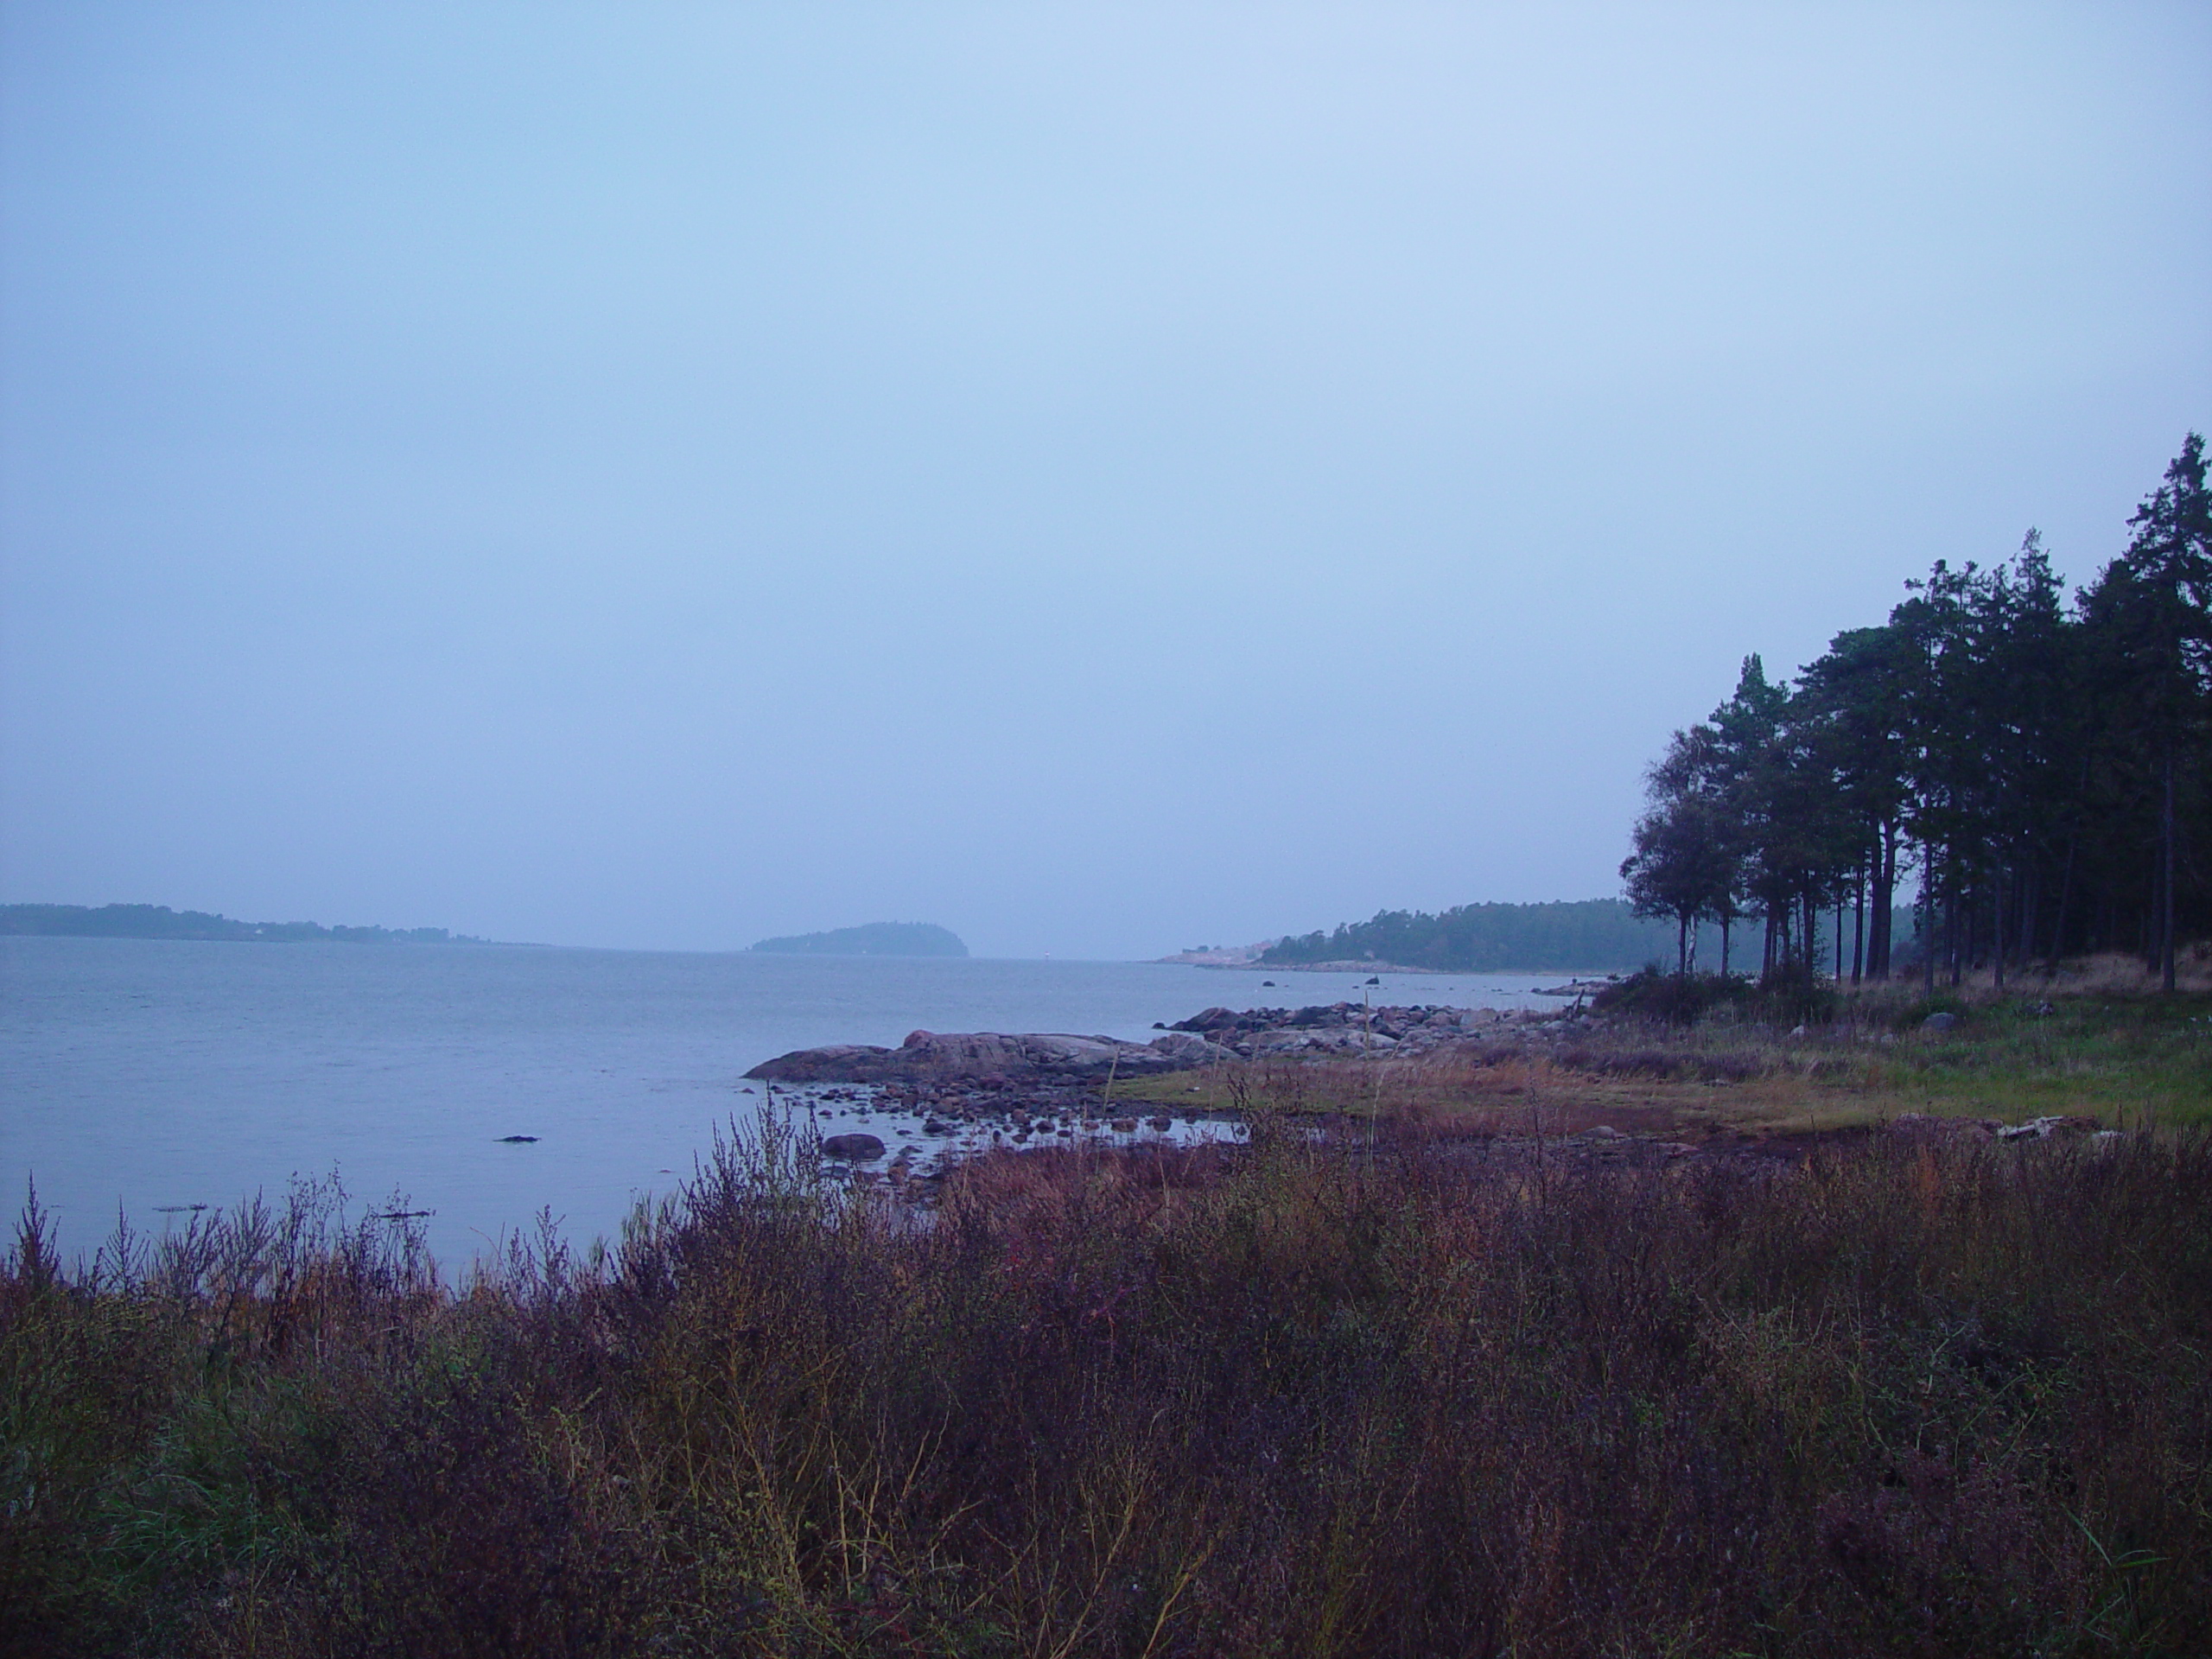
[[749, 922, 969, 957], [1261, 899, 1730, 973], [0, 904, 493, 945]]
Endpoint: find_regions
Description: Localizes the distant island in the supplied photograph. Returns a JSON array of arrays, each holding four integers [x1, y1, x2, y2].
[[749, 921, 968, 957], [0, 903, 496, 945]]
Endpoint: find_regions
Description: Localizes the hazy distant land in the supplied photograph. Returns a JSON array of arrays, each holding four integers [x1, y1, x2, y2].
[[748, 921, 969, 957], [0, 903, 498, 945], [1246, 897, 1926, 975], [1162, 899, 1731, 974]]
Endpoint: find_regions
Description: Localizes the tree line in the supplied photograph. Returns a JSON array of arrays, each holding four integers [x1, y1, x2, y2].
[[1260, 898, 1725, 973], [0, 903, 489, 945], [1622, 435, 2211, 993]]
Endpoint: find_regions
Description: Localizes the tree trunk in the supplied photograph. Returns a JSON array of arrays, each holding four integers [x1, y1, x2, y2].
[[1721, 915, 1732, 978], [2163, 747, 2177, 993], [1677, 913, 1688, 977], [2145, 844, 2161, 976], [1946, 877, 1962, 988], [1923, 844, 1938, 998], [2050, 830, 2075, 972], [1852, 859, 1866, 986], [1992, 861, 2006, 993], [1872, 825, 1897, 978]]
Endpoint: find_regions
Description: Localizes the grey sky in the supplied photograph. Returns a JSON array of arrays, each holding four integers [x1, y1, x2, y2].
[[3, 3, 2207, 958]]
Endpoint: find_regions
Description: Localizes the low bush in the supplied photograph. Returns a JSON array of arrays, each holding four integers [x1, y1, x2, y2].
[[1592, 964, 1846, 1029], [5, 1119, 2210, 1656], [1591, 965, 1763, 1026]]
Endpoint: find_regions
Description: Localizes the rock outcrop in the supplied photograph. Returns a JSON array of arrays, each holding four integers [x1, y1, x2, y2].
[[747, 1003, 1548, 1084], [747, 1028, 1223, 1084], [1164, 1002, 1523, 1057]]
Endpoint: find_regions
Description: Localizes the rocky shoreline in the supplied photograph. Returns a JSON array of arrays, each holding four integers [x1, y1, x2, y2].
[[744, 1001, 1568, 1086], [743, 998, 1631, 1195], [741, 1001, 1557, 1190], [741, 996, 2120, 1197]]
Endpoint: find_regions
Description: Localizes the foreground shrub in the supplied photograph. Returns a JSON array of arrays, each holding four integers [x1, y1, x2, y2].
[[1593, 963, 1847, 1029], [1592, 965, 1756, 1026], [4, 1122, 2210, 1656]]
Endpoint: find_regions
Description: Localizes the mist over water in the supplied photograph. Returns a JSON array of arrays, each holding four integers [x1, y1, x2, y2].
[[3, 938, 1575, 1265], [3, 5, 2206, 959]]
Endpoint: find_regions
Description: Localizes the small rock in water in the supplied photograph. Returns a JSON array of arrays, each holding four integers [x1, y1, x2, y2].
[[821, 1132, 887, 1160], [498, 1135, 539, 1144]]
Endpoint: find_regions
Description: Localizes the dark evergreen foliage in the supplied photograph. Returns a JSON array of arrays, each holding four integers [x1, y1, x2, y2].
[[1625, 435, 2212, 985]]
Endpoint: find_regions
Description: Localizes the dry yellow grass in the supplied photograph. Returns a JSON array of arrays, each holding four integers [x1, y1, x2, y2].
[[1113, 963, 2212, 1138]]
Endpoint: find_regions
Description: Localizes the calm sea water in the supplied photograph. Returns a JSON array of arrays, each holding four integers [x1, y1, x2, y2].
[[1, 938, 1576, 1265]]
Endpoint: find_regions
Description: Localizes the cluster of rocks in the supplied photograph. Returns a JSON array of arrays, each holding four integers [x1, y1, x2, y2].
[[1887, 1111, 2117, 1145], [792, 1086, 1234, 1188], [1163, 1002, 1541, 1058], [747, 1004, 1594, 1100], [745, 1069, 1233, 1185]]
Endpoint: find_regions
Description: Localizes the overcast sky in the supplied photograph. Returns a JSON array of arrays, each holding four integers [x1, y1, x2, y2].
[[3, 3, 2207, 958]]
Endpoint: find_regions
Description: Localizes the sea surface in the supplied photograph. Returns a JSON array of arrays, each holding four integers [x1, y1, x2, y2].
[[2, 938, 1580, 1266]]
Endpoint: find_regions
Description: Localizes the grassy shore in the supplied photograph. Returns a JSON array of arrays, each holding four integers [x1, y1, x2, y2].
[[7, 1067, 2211, 1655], [1109, 969, 2212, 1140]]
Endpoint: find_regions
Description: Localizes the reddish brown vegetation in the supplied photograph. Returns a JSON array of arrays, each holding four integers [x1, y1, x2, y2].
[[4, 1119, 2209, 1656]]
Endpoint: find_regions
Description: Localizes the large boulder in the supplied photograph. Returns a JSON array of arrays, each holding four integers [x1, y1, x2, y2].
[[746, 1043, 901, 1083], [1147, 1031, 1222, 1065], [1169, 1007, 1244, 1034]]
